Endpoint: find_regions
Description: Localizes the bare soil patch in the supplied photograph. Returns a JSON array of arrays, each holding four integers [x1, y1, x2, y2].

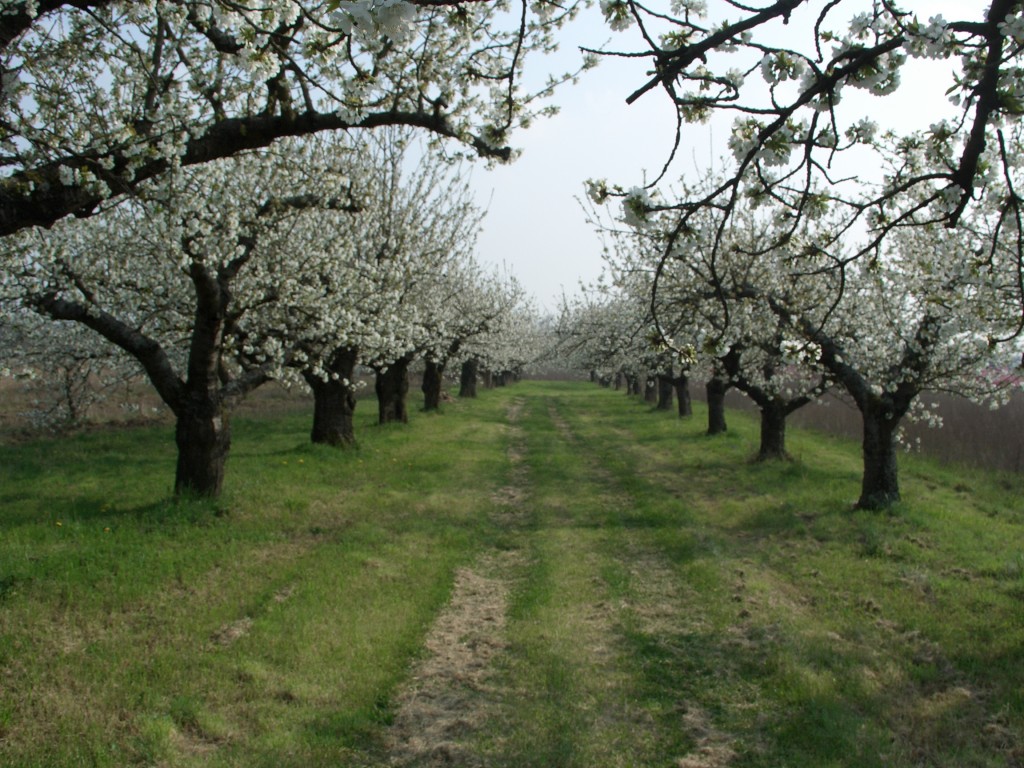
[[209, 616, 253, 647], [385, 551, 523, 767], [383, 398, 529, 766], [676, 705, 737, 768]]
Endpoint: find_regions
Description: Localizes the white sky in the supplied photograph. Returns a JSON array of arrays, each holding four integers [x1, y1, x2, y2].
[[470, 1, 974, 313], [471, 12, 691, 313]]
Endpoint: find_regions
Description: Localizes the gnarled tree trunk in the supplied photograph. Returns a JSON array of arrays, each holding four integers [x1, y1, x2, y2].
[[459, 358, 478, 398], [32, 240, 274, 500], [174, 393, 231, 497], [656, 373, 674, 411], [422, 359, 445, 411], [857, 399, 902, 509], [673, 372, 692, 417], [304, 347, 358, 446], [376, 356, 411, 424], [757, 401, 789, 461], [706, 377, 729, 435], [644, 377, 657, 403]]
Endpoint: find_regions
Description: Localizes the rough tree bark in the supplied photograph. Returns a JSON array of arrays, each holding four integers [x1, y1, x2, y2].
[[304, 347, 358, 446], [673, 372, 692, 417], [757, 401, 789, 461], [422, 358, 445, 411], [644, 377, 657, 403], [656, 373, 674, 411], [32, 261, 273, 497], [807, 317, 933, 508], [719, 352, 816, 461], [459, 358, 478, 398], [376, 355, 412, 424], [856, 397, 904, 509], [174, 394, 231, 496], [766, 301, 938, 509], [171, 262, 266, 496], [706, 376, 729, 435]]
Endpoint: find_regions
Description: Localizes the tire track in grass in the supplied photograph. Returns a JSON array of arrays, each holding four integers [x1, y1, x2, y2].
[[543, 396, 743, 767], [383, 399, 530, 767], [472, 397, 707, 767]]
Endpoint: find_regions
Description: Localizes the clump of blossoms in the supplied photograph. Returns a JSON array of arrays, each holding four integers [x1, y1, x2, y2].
[[0, 0, 584, 237], [622, 187, 655, 229], [582, 0, 1024, 386], [329, 0, 418, 43]]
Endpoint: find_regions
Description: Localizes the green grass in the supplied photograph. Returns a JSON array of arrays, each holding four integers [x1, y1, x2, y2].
[[0, 398, 513, 767], [1, 380, 1022, 766]]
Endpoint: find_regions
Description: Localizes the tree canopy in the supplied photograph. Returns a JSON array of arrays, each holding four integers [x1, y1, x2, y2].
[[0, 0, 584, 235], [587, 0, 1024, 346]]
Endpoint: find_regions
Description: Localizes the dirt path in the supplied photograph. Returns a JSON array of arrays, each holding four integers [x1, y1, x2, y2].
[[542, 397, 739, 767], [384, 550, 521, 767], [383, 400, 529, 767], [383, 394, 732, 766]]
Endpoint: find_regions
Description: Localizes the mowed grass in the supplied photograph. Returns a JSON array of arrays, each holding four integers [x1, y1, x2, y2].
[[1, 380, 1023, 766], [0, 395, 515, 767]]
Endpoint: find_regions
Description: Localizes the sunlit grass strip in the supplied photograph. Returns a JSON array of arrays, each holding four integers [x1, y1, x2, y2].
[[547, 381, 1024, 767], [0, 397, 514, 767], [1, 381, 1022, 766]]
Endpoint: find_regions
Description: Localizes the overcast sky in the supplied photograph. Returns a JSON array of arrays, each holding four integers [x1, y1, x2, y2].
[[470, 1, 970, 314], [470, 12, 690, 313]]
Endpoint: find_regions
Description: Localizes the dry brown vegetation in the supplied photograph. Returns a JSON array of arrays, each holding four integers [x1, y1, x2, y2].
[[700, 387, 1024, 473]]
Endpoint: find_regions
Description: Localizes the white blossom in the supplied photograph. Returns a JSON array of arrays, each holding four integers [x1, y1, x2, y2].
[[600, 0, 632, 31], [904, 15, 953, 59], [585, 178, 610, 205], [622, 187, 653, 229]]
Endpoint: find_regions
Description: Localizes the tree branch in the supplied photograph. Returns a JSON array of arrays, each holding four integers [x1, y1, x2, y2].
[[28, 292, 186, 412], [0, 108, 508, 236], [625, 0, 805, 105]]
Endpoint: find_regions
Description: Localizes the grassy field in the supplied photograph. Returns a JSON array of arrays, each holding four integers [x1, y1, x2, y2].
[[0, 380, 1022, 767]]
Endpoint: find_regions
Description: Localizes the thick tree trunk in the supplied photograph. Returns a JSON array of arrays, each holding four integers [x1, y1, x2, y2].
[[422, 359, 445, 411], [706, 377, 729, 435], [174, 394, 230, 497], [656, 374, 673, 410], [174, 263, 236, 497], [307, 376, 357, 445], [644, 377, 657, 403], [673, 374, 692, 417], [376, 357, 411, 424], [459, 358, 478, 398], [757, 402, 789, 461], [614, 371, 623, 390], [858, 401, 901, 509], [33, 253, 279, 500], [304, 348, 358, 446]]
